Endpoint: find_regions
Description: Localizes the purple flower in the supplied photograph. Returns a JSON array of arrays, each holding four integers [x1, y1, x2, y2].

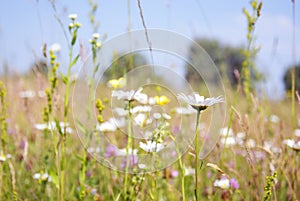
[[230, 178, 240, 190], [86, 170, 92, 178], [104, 144, 119, 158], [121, 155, 138, 169], [170, 170, 179, 178], [20, 139, 27, 150]]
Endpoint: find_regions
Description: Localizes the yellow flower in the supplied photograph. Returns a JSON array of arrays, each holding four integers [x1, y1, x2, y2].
[[154, 95, 170, 105], [0, 153, 6, 162], [108, 77, 126, 89]]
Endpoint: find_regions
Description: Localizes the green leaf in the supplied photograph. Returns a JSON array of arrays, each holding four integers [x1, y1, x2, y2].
[[71, 54, 80, 67], [49, 169, 59, 189], [76, 119, 88, 134], [60, 72, 69, 84], [75, 154, 84, 161], [54, 118, 63, 135], [93, 64, 100, 74], [71, 32, 77, 46]]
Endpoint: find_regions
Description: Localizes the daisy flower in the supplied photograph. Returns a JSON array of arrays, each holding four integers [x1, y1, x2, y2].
[[177, 93, 224, 111], [139, 141, 164, 152]]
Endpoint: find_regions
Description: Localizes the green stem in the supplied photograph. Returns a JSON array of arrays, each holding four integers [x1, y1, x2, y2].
[[59, 39, 74, 201], [194, 109, 201, 201], [124, 101, 133, 200]]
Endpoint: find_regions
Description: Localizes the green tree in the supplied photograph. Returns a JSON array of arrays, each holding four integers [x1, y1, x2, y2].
[[185, 38, 245, 86]]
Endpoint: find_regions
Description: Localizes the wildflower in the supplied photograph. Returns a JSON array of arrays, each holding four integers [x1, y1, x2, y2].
[[97, 118, 125, 132], [34, 122, 73, 134], [152, 112, 171, 120], [220, 136, 236, 147], [131, 105, 152, 114], [153, 113, 162, 120], [269, 115, 280, 123], [214, 177, 230, 189], [139, 141, 164, 152], [19, 90, 35, 98], [50, 43, 61, 53], [134, 113, 152, 127], [283, 139, 295, 148], [138, 163, 147, 169], [112, 87, 144, 102], [121, 155, 138, 168], [168, 169, 179, 178], [229, 178, 240, 190], [114, 107, 128, 116], [0, 152, 11, 162], [134, 91, 148, 104], [162, 113, 171, 120], [37, 90, 46, 98], [154, 95, 170, 105], [177, 93, 223, 111], [283, 139, 300, 151], [148, 97, 156, 105], [92, 33, 100, 39], [236, 132, 246, 145], [33, 173, 52, 182], [104, 144, 119, 157], [107, 77, 126, 89], [68, 13, 78, 20], [294, 129, 300, 137], [184, 167, 195, 176], [87, 147, 100, 153], [246, 138, 256, 148], [118, 148, 138, 156], [68, 23, 74, 29], [219, 127, 234, 137]]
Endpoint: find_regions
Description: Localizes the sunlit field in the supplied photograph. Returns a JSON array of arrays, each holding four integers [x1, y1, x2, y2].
[[0, 1, 300, 201]]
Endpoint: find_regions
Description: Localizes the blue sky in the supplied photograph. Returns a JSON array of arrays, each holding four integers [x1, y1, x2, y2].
[[0, 0, 299, 99]]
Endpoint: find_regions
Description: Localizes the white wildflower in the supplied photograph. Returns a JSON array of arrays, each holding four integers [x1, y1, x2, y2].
[[112, 88, 145, 102], [294, 129, 300, 137], [219, 127, 234, 137], [68, 13, 77, 20], [153, 113, 162, 120], [214, 178, 230, 189], [246, 139, 256, 148], [139, 141, 164, 152], [114, 107, 128, 116], [131, 105, 152, 114], [33, 173, 51, 182], [148, 97, 156, 105], [19, 90, 35, 98], [92, 33, 100, 39], [134, 113, 152, 127], [50, 43, 61, 53], [220, 137, 236, 147], [184, 167, 195, 176], [283, 139, 295, 148], [118, 148, 138, 156], [269, 115, 280, 123], [177, 93, 223, 111], [162, 113, 171, 120]]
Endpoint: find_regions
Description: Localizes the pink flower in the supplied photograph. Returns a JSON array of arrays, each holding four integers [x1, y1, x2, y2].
[[230, 178, 240, 190], [104, 144, 119, 158]]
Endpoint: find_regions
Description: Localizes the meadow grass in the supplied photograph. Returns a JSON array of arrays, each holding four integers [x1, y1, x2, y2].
[[0, 73, 299, 200]]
